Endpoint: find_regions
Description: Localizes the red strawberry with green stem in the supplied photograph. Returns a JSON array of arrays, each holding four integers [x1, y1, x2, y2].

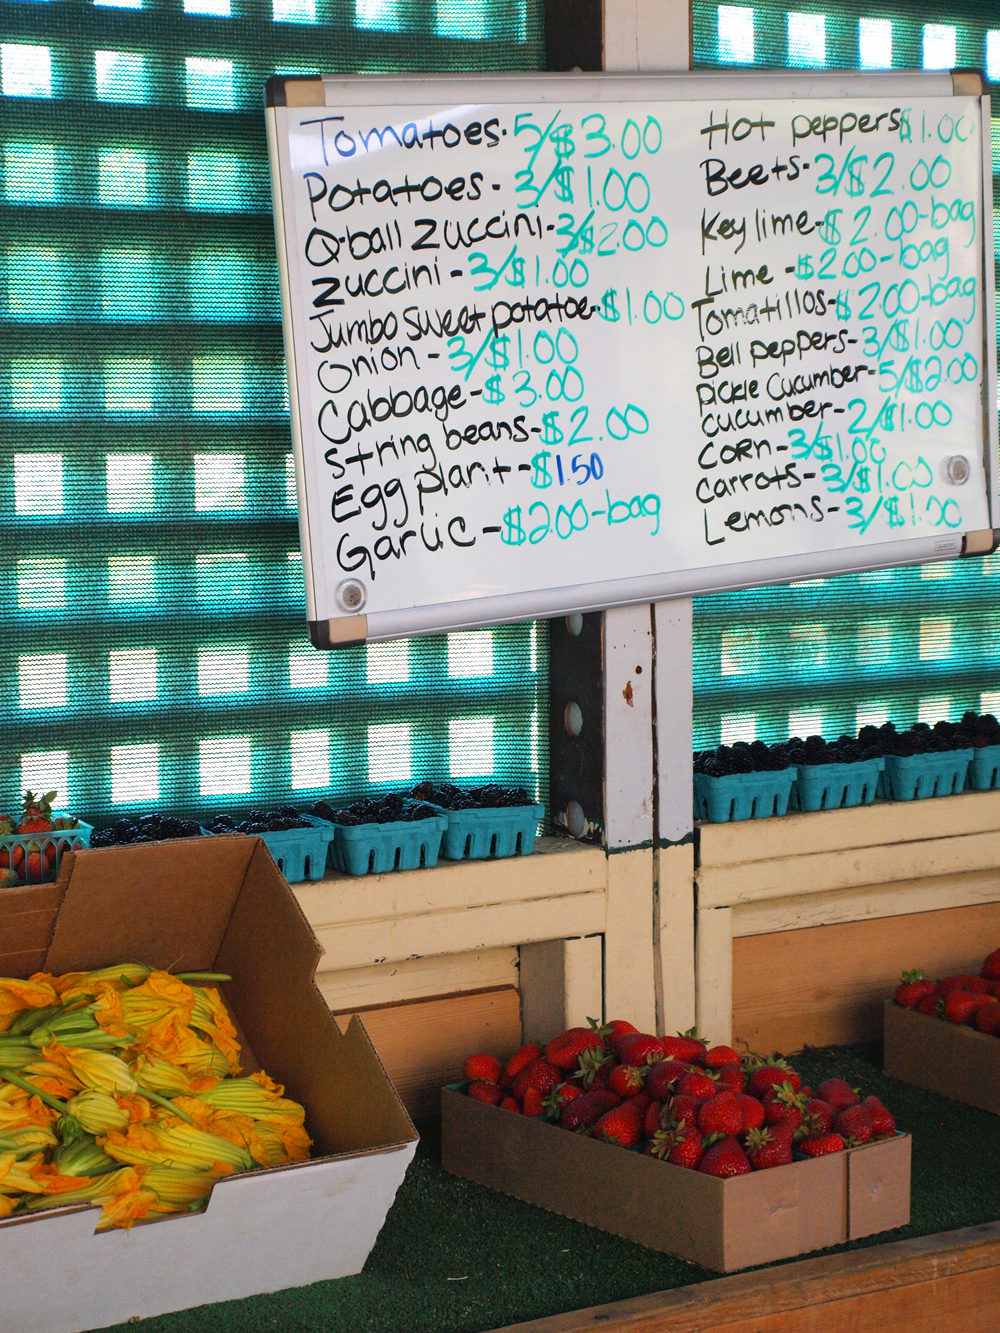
[[747, 1060, 800, 1100], [677, 1071, 716, 1099], [646, 1060, 694, 1101], [512, 1057, 561, 1101], [834, 1104, 873, 1144], [745, 1126, 793, 1170], [501, 1044, 540, 1088], [894, 968, 936, 1008], [981, 948, 1000, 981], [559, 1089, 620, 1132], [698, 1135, 752, 1178], [595, 1102, 643, 1147], [944, 991, 993, 1024], [861, 1096, 896, 1138], [818, 1078, 859, 1111], [463, 1053, 500, 1083], [697, 1091, 744, 1137], [572, 1045, 613, 1088], [545, 1027, 604, 1072], [608, 1063, 648, 1098], [643, 1099, 664, 1139], [667, 1093, 704, 1128], [764, 1082, 808, 1130], [467, 1080, 503, 1106], [704, 1045, 740, 1069], [647, 1121, 703, 1168], [737, 1093, 765, 1134], [798, 1132, 845, 1156], [544, 1082, 583, 1119]]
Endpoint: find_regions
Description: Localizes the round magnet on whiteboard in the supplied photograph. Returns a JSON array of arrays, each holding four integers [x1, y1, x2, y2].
[[336, 578, 367, 612], [565, 613, 584, 637], [564, 701, 583, 737], [565, 800, 586, 839], [944, 455, 970, 485]]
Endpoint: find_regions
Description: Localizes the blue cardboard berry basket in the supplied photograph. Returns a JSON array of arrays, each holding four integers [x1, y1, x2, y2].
[[427, 801, 544, 860], [0, 815, 93, 886], [330, 812, 449, 876], [202, 815, 335, 883], [879, 748, 973, 801], [967, 743, 1000, 791], [791, 756, 884, 812], [693, 767, 797, 823]]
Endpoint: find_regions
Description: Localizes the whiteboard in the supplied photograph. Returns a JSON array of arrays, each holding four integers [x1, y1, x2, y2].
[[266, 70, 997, 647]]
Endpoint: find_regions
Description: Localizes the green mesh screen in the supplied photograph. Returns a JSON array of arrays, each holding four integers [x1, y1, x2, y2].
[[1, 0, 546, 822], [691, 0, 1000, 749]]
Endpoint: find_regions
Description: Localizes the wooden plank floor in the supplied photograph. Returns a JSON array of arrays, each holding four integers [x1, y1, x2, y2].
[[492, 1222, 1000, 1333]]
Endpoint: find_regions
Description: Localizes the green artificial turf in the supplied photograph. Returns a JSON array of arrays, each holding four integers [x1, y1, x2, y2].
[[93, 1044, 1000, 1333]]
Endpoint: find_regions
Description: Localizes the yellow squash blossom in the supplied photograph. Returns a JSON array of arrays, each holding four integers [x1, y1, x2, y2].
[[141, 1165, 217, 1214], [67, 1090, 131, 1135], [189, 988, 241, 1072], [20, 1056, 82, 1100], [59, 1048, 137, 1096], [24, 1166, 143, 1211], [246, 1120, 312, 1168], [89, 989, 130, 1039], [96, 1185, 157, 1231], [201, 1076, 306, 1124], [40, 965, 150, 998], [0, 978, 59, 1031], [0, 1124, 59, 1158], [0, 1195, 14, 1219], [100, 1121, 253, 1174], [0, 1151, 61, 1195], [116, 1093, 155, 1124], [132, 1053, 196, 1098], [120, 972, 195, 1046], [0, 1083, 58, 1130], [135, 1025, 225, 1080]]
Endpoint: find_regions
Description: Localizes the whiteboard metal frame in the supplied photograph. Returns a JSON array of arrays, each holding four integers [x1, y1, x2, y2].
[[266, 69, 996, 646]]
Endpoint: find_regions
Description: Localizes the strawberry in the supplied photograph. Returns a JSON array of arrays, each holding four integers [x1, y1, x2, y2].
[[0, 815, 13, 870], [745, 1126, 792, 1170], [736, 1093, 765, 1134], [894, 968, 936, 1009], [697, 1091, 743, 1137], [608, 1063, 648, 1097], [944, 990, 991, 1025], [626, 1089, 653, 1117], [595, 1102, 643, 1147], [981, 948, 1000, 981], [704, 1045, 740, 1069], [801, 1098, 835, 1135], [643, 1099, 664, 1139], [662, 1030, 709, 1065], [861, 1096, 895, 1138], [916, 993, 942, 1017], [666, 1093, 704, 1128], [939, 975, 993, 996], [463, 1053, 501, 1084], [545, 1027, 604, 1072], [677, 1071, 716, 1099], [646, 1060, 694, 1101], [499, 1096, 520, 1112], [595, 1017, 638, 1051], [16, 790, 55, 836], [818, 1078, 859, 1111], [647, 1122, 703, 1168], [522, 1086, 545, 1117], [512, 1057, 562, 1101], [747, 1060, 800, 1099], [467, 1079, 503, 1106], [559, 1089, 620, 1132], [834, 1104, 873, 1144], [502, 1043, 540, 1087], [976, 1002, 1000, 1035], [698, 1135, 752, 1178], [615, 1033, 665, 1066], [764, 1082, 807, 1129], [572, 1045, 613, 1088], [543, 1082, 583, 1119], [798, 1132, 845, 1156], [713, 1063, 745, 1094]]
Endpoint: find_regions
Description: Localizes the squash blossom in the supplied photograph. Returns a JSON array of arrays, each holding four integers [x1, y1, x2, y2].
[[0, 978, 59, 1031], [100, 1121, 254, 1174], [54, 1135, 118, 1178], [0, 1124, 59, 1159], [201, 1076, 306, 1124], [132, 1053, 195, 1098], [96, 1184, 158, 1231], [24, 1166, 143, 1212], [60, 1049, 138, 1096], [142, 1164, 217, 1214], [189, 989, 241, 1072], [67, 1090, 131, 1135]]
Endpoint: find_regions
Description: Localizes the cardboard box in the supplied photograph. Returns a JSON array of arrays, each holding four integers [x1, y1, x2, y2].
[[441, 1088, 910, 1272], [884, 999, 1000, 1115], [0, 836, 418, 1333]]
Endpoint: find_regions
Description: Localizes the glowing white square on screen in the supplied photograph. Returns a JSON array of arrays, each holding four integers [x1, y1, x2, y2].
[[367, 640, 409, 684], [185, 0, 230, 13], [436, 0, 485, 39], [17, 559, 66, 610], [198, 648, 249, 696], [448, 631, 494, 679], [111, 745, 159, 803], [98, 149, 148, 206], [199, 737, 251, 795], [95, 51, 147, 103], [720, 712, 756, 744], [20, 751, 68, 804], [5, 143, 57, 202], [988, 32, 1000, 83], [185, 57, 234, 109], [918, 696, 952, 725], [274, 0, 316, 20], [718, 6, 754, 63], [787, 12, 825, 66], [449, 717, 494, 778], [856, 702, 890, 730], [923, 24, 956, 70], [367, 723, 411, 783], [194, 454, 245, 510], [106, 454, 155, 513], [720, 629, 759, 677], [11, 361, 61, 412], [859, 18, 892, 69], [356, 0, 398, 29], [290, 730, 330, 789], [14, 453, 62, 514], [109, 649, 158, 703], [289, 643, 328, 689], [104, 359, 152, 412], [7, 247, 60, 317], [920, 560, 953, 579], [788, 709, 822, 739], [981, 691, 1000, 716], [19, 653, 67, 709], [192, 356, 244, 412], [108, 555, 155, 604], [919, 616, 952, 661], [96, 0, 142, 8], [1, 44, 52, 98], [857, 620, 891, 666]]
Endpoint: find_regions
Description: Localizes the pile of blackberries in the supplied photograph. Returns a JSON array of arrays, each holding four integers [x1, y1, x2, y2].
[[409, 782, 533, 809], [694, 740, 794, 777], [318, 794, 439, 827], [787, 734, 882, 766], [91, 814, 202, 847], [861, 715, 996, 757], [210, 807, 311, 834]]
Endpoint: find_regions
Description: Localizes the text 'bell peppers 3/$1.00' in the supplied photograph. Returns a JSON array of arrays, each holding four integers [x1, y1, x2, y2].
[[0, 965, 311, 1229]]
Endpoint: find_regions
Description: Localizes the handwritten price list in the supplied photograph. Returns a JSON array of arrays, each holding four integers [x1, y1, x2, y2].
[[278, 95, 990, 619]]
